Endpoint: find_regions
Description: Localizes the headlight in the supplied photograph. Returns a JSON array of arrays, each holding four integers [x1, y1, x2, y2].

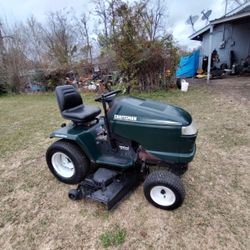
[[182, 121, 198, 135]]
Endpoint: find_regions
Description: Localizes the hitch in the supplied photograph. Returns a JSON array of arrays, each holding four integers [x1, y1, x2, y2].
[[140, 161, 150, 181]]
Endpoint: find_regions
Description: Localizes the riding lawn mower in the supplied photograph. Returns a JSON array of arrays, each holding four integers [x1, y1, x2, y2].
[[46, 85, 197, 210]]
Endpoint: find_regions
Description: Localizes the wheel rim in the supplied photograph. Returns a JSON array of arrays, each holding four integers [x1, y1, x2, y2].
[[150, 185, 176, 206], [51, 152, 75, 178]]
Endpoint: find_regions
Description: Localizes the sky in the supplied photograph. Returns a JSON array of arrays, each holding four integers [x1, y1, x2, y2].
[[0, 0, 231, 49], [167, 0, 226, 48]]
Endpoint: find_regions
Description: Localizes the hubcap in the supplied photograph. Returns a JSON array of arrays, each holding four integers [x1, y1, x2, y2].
[[51, 152, 75, 178], [150, 186, 176, 206]]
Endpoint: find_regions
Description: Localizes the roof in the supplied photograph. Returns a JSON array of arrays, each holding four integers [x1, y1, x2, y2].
[[225, 2, 250, 16], [190, 2, 250, 41], [189, 25, 210, 41]]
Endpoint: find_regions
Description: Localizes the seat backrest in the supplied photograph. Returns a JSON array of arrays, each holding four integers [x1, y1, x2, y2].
[[55, 85, 83, 112]]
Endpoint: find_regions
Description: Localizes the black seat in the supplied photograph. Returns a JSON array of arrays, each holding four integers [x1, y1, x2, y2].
[[55, 85, 101, 124]]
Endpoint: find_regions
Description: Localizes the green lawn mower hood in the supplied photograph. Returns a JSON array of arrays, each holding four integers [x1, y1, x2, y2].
[[108, 96, 197, 163]]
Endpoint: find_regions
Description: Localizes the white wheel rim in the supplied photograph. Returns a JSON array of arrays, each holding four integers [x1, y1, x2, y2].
[[51, 152, 75, 178], [150, 186, 176, 206]]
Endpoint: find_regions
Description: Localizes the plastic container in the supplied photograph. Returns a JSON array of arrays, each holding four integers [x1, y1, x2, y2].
[[181, 79, 189, 92]]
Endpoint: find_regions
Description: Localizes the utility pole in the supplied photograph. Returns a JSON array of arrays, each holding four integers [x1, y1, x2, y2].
[[207, 24, 213, 83]]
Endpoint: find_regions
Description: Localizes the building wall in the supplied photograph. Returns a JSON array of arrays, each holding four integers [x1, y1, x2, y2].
[[232, 22, 250, 62], [200, 21, 250, 69]]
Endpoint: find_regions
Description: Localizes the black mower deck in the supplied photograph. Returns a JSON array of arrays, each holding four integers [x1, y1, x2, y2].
[[69, 167, 141, 210]]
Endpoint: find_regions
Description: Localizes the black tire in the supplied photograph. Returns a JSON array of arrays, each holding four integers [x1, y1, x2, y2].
[[170, 163, 188, 176], [143, 171, 185, 210], [46, 140, 89, 184], [68, 189, 81, 200]]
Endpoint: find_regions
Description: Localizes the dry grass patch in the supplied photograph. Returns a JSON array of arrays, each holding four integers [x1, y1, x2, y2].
[[0, 80, 249, 250]]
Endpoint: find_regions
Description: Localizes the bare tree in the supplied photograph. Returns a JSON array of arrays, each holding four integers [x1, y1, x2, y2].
[[24, 16, 45, 65], [76, 13, 93, 64], [109, 0, 117, 36], [0, 0, 175, 92], [42, 11, 76, 67], [0, 23, 8, 90], [94, 0, 109, 44], [95, 0, 108, 37], [139, 0, 166, 41], [2, 22, 31, 92]]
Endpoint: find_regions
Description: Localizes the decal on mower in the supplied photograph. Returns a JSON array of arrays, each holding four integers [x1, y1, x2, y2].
[[119, 145, 130, 151], [114, 114, 137, 122]]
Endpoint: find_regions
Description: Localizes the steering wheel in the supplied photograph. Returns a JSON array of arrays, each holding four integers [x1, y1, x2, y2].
[[95, 90, 122, 102]]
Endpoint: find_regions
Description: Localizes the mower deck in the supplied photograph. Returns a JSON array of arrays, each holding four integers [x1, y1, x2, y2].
[[69, 167, 141, 209]]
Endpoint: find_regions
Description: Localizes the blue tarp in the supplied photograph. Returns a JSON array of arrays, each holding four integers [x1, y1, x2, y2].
[[176, 50, 200, 78]]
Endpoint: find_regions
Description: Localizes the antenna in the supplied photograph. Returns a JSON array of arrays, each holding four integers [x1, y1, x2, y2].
[[186, 15, 199, 32], [201, 10, 212, 24]]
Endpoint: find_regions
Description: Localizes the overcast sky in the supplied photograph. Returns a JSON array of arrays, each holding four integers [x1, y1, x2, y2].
[[0, 0, 230, 49]]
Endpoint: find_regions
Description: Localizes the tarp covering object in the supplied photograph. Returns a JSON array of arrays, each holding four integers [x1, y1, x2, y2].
[[176, 50, 200, 78]]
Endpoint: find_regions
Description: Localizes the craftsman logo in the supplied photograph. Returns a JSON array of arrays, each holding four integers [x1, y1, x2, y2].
[[114, 114, 137, 121]]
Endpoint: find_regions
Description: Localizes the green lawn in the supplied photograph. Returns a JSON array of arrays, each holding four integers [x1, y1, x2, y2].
[[0, 85, 249, 249]]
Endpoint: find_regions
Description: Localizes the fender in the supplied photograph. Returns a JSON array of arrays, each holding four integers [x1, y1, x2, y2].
[[50, 122, 103, 162]]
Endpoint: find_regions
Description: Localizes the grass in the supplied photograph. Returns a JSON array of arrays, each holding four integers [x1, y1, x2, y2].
[[0, 92, 96, 158], [0, 80, 249, 250], [99, 226, 126, 248]]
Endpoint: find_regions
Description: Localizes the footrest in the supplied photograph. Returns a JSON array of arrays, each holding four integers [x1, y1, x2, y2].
[[96, 155, 133, 168]]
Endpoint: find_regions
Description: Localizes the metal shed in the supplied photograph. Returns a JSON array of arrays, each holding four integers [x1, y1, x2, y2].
[[190, 3, 250, 80]]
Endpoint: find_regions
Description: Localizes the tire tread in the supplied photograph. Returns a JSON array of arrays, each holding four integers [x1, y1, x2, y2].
[[143, 170, 185, 210], [46, 139, 89, 184]]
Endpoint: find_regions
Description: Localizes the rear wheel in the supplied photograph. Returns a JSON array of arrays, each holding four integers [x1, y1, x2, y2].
[[143, 171, 185, 210], [46, 140, 89, 184]]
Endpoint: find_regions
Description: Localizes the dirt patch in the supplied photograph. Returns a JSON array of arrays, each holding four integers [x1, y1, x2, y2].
[[189, 76, 250, 104]]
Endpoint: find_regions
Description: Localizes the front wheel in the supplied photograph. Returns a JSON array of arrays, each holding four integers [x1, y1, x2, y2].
[[46, 140, 89, 184], [143, 171, 185, 210]]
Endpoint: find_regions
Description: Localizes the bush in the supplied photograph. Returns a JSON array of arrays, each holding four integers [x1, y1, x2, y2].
[[0, 83, 8, 95]]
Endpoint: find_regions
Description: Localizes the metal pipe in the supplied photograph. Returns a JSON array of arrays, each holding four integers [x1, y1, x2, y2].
[[101, 98, 116, 149], [207, 24, 214, 82]]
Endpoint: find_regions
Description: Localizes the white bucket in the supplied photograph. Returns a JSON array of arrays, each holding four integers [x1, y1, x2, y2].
[[181, 79, 189, 92]]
